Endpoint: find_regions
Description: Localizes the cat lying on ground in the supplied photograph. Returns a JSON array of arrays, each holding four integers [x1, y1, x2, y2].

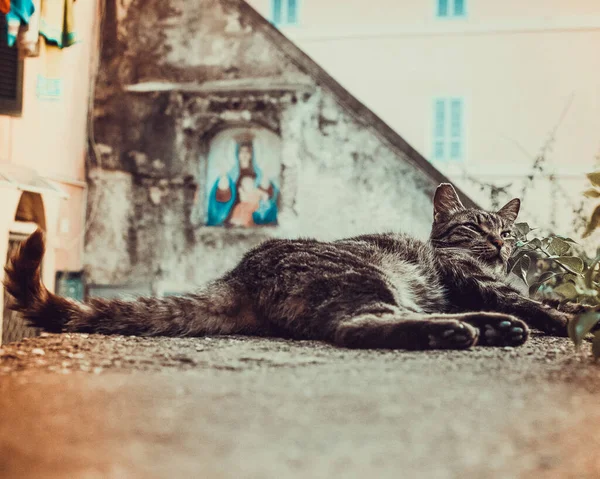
[[3, 183, 586, 350]]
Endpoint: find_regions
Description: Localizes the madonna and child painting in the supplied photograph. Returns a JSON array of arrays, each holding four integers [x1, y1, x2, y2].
[[206, 130, 280, 228]]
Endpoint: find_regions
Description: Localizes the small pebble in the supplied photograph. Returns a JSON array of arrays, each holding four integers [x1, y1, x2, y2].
[[31, 348, 45, 356]]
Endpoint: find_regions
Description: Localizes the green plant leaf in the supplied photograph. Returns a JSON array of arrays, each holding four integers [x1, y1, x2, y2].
[[514, 239, 540, 251], [568, 311, 600, 348], [513, 223, 531, 239], [578, 287, 600, 298], [592, 331, 600, 359], [585, 257, 600, 289], [519, 255, 531, 285], [528, 283, 540, 296], [554, 235, 578, 244], [554, 256, 585, 274], [555, 282, 578, 300], [538, 271, 558, 283], [584, 188, 600, 198], [557, 272, 578, 284], [528, 272, 559, 296], [548, 237, 571, 256], [587, 171, 600, 187], [582, 205, 600, 238], [508, 250, 535, 275]]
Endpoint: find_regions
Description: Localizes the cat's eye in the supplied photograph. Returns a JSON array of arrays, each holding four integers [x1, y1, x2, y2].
[[501, 231, 512, 239]]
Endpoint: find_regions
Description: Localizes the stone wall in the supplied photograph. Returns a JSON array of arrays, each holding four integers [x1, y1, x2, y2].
[[86, 0, 449, 291]]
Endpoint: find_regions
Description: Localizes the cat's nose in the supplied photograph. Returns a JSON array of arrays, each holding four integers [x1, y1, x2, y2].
[[489, 237, 504, 250]]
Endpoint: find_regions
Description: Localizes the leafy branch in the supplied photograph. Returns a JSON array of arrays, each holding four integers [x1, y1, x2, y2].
[[581, 171, 600, 238], [510, 222, 600, 358]]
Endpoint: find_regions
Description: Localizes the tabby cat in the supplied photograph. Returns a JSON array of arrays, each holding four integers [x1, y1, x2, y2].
[[4, 183, 583, 350]]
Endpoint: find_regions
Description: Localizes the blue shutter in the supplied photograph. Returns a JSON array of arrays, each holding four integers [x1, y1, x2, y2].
[[287, 0, 297, 24], [272, 0, 282, 24], [454, 0, 465, 16], [437, 0, 449, 17], [449, 99, 463, 160], [434, 99, 446, 160]]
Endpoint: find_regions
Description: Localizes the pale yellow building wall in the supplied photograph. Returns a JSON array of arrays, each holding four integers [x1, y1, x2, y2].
[[0, 0, 98, 273], [247, 0, 600, 236]]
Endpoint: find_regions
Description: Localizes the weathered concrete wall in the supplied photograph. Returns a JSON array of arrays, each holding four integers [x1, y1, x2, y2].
[[87, 0, 442, 291]]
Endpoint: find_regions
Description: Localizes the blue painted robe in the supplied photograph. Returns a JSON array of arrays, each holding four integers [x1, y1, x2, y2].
[[206, 145, 278, 226]]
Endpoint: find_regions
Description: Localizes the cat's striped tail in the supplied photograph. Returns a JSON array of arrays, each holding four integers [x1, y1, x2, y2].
[[3, 229, 254, 337]]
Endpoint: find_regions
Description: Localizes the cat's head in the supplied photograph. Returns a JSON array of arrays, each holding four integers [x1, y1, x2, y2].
[[429, 183, 520, 272]]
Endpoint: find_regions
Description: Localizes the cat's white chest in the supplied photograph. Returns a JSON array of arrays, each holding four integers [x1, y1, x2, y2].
[[378, 254, 427, 313]]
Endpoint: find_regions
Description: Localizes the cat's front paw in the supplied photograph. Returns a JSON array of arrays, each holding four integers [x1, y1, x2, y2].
[[426, 321, 478, 350], [474, 315, 529, 347]]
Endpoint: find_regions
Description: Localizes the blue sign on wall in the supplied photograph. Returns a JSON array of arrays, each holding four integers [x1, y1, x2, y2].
[[36, 75, 63, 101]]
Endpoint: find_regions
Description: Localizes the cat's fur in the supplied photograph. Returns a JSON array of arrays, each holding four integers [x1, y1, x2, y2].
[[3, 183, 580, 350]]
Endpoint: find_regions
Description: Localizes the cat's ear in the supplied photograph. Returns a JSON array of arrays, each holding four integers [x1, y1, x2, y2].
[[433, 183, 465, 221], [497, 198, 520, 223]]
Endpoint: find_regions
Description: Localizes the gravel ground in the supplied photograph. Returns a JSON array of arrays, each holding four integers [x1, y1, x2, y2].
[[1, 332, 600, 478]]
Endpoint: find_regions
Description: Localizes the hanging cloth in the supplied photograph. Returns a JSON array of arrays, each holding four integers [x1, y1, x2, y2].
[[4, 0, 35, 47], [20, 0, 39, 55], [39, 0, 76, 48], [0, 0, 10, 15]]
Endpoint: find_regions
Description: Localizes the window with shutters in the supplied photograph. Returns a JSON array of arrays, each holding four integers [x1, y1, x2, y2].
[[0, 15, 24, 116], [432, 98, 465, 162], [437, 0, 466, 18], [271, 0, 298, 26]]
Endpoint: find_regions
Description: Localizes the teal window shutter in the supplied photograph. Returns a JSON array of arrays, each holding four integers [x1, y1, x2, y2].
[[272, 0, 282, 24], [437, 0, 449, 17], [433, 97, 464, 162], [433, 99, 446, 161], [288, 0, 297, 24], [437, 0, 465, 18], [449, 98, 463, 160], [454, 0, 465, 16]]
